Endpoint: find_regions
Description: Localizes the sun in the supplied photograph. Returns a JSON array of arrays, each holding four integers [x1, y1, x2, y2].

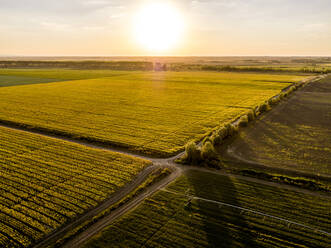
[[133, 2, 184, 52]]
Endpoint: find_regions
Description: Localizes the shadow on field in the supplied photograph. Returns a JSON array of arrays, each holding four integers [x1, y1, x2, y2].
[[187, 171, 257, 248]]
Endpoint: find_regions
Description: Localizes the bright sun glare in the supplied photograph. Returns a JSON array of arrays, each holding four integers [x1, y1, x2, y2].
[[134, 2, 184, 52]]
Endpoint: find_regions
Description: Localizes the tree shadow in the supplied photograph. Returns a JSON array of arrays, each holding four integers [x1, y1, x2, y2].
[[187, 170, 258, 248]]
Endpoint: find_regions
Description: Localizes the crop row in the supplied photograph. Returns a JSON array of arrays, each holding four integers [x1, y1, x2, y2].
[[0, 126, 151, 247], [83, 170, 330, 248]]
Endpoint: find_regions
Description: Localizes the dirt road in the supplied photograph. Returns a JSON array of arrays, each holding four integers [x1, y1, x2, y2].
[[63, 166, 182, 248]]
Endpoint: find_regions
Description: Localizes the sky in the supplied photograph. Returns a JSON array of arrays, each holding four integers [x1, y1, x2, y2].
[[0, 0, 330, 56]]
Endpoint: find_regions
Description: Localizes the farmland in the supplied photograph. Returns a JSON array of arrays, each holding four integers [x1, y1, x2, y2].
[[0, 69, 133, 87], [0, 67, 327, 248], [227, 75, 331, 178], [0, 69, 309, 156], [1, 0, 330, 246], [83, 169, 331, 248], [0, 125, 150, 247]]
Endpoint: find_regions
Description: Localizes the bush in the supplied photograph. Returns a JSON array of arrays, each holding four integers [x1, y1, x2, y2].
[[202, 136, 213, 145], [212, 125, 230, 146], [217, 126, 228, 139], [286, 85, 297, 95], [254, 106, 260, 117], [232, 123, 239, 134], [209, 134, 217, 145], [184, 141, 201, 164], [201, 141, 218, 161], [268, 96, 280, 106], [212, 123, 240, 146], [247, 110, 255, 122], [225, 124, 235, 136], [238, 115, 249, 127], [258, 102, 270, 113]]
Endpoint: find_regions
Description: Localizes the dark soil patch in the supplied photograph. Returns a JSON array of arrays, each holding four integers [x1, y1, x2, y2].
[[226, 76, 331, 179]]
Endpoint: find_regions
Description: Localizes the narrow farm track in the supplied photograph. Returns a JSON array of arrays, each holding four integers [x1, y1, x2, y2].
[[63, 167, 182, 248], [31, 164, 181, 248]]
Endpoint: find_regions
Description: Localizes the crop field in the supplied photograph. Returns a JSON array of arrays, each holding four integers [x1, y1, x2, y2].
[[84, 170, 331, 248], [0, 69, 309, 156], [0, 126, 150, 247], [228, 76, 331, 177], [0, 69, 133, 87]]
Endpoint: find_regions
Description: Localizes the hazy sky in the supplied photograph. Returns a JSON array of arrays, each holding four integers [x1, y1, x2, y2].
[[1, 0, 330, 56]]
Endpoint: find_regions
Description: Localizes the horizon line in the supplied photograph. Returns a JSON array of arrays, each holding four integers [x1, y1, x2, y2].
[[1, 55, 331, 58]]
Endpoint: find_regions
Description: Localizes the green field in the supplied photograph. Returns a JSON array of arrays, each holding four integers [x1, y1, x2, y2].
[[0, 126, 150, 247], [0, 69, 133, 87], [0, 69, 308, 156], [227, 76, 331, 177], [84, 170, 330, 248]]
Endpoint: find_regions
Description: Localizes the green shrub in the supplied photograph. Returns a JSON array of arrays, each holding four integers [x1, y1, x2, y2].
[[184, 141, 201, 164], [247, 110, 255, 122], [238, 115, 249, 127], [217, 126, 228, 139], [209, 134, 217, 145], [268, 96, 280, 106], [211, 123, 240, 146], [289, 85, 297, 93], [201, 141, 218, 161], [232, 123, 239, 134], [202, 136, 213, 145], [254, 106, 260, 117], [226, 124, 235, 136], [258, 102, 270, 113]]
